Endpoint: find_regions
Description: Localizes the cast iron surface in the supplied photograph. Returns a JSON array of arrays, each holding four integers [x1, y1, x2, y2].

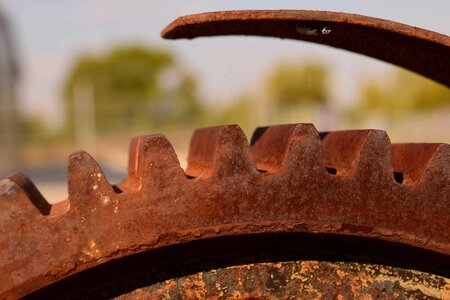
[[0, 123, 449, 298], [162, 10, 450, 87]]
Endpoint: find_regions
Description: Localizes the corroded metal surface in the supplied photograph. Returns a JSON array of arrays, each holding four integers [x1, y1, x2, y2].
[[0, 123, 448, 298], [162, 10, 450, 87], [1, 9, 449, 299], [118, 261, 450, 299]]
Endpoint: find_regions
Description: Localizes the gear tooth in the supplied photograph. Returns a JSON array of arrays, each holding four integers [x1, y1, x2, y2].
[[186, 124, 256, 178], [67, 151, 114, 208], [127, 136, 141, 178], [321, 129, 392, 178], [0, 173, 51, 216], [130, 134, 186, 190], [250, 124, 297, 172], [427, 144, 450, 182], [116, 136, 142, 191], [250, 123, 324, 173], [392, 143, 450, 185], [392, 143, 439, 184]]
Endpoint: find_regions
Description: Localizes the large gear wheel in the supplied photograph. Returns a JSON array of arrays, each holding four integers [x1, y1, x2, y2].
[[1, 10, 449, 299], [1, 124, 449, 298]]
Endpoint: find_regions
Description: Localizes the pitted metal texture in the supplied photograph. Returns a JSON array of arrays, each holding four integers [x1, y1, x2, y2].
[[0, 123, 448, 298]]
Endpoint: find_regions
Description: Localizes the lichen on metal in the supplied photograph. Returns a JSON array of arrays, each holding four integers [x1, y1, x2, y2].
[[119, 261, 450, 299]]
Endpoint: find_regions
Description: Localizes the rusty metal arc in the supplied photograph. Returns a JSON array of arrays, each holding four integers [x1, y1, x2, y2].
[[162, 10, 450, 87]]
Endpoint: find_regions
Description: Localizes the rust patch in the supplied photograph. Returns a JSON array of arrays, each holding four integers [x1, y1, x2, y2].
[[118, 261, 450, 299]]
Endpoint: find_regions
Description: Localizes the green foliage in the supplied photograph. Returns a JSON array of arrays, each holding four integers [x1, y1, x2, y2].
[[101, 47, 172, 96], [63, 45, 201, 135], [216, 96, 251, 125], [267, 61, 329, 108], [18, 114, 64, 143], [19, 115, 48, 142], [353, 70, 450, 120]]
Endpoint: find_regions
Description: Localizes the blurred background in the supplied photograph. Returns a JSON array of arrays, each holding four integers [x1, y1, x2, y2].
[[0, 1, 449, 203]]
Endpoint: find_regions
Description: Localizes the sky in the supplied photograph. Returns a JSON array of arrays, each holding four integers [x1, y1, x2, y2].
[[2, 0, 450, 126]]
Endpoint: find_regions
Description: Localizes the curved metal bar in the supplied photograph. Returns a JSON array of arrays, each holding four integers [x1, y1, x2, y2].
[[162, 10, 450, 87]]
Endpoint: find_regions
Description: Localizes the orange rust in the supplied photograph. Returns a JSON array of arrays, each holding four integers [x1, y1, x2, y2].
[[118, 261, 449, 299], [1, 9, 449, 298], [162, 10, 450, 86], [0, 123, 448, 298]]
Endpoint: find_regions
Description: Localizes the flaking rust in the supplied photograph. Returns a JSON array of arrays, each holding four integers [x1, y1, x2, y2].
[[0, 9, 449, 299], [118, 261, 450, 299]]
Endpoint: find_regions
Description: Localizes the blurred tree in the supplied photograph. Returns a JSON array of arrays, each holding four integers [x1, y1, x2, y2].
[[63, 45, 201, 138], [267, 61, 329, 109], [19, 115, 49, 143], [350, 70, 450, 121], [265, 61, 330, 124], [216, 96, 251, 126]]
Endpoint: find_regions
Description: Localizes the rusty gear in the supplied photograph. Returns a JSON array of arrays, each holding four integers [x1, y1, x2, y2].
[[1, 9, 450, 299], [1, 124, 449, 298]]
